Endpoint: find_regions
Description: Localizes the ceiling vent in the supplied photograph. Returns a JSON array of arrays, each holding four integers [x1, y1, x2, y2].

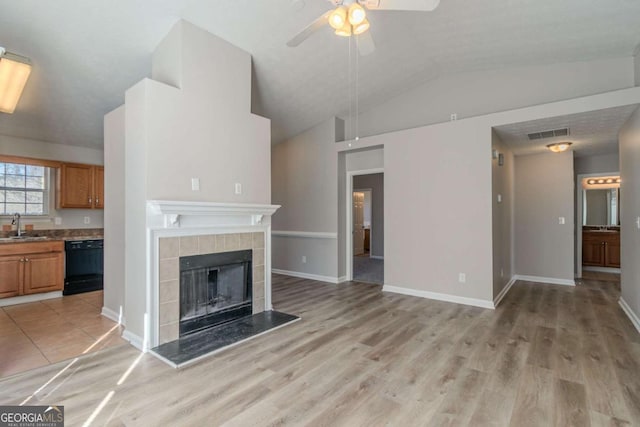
[[527, 127, 570, 140]]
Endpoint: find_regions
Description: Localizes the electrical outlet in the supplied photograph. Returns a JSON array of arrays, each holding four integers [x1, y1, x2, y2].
[[458, 273, 466, 283], [235, 183, 242, 195], [54, 217, 62, 225], [500, 268, 504, 278], [191, 178, 200, 191], [84, 216, 90, 224], [497, 194, 502, 203], [636, 216, 640, 230], [559, 217, 565, 225], [302, 255, 307, 264], [450, 113, 458, 121]]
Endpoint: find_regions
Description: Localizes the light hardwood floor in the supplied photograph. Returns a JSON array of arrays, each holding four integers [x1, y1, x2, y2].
[[1, 274, 639, 426]]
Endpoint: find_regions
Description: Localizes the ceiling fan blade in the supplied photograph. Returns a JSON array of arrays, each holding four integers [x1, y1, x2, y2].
[[363, 0, 440, 11], [286, 10, 332, 47], [357, 31, 376, 56]]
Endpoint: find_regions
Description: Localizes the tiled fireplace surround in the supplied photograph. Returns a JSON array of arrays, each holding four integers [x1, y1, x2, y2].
[[158, 232, 265, 344], [145, 200, 279, 349]]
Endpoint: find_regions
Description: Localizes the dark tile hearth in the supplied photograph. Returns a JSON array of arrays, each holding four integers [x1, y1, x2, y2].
[[151, 310, 299, 367]]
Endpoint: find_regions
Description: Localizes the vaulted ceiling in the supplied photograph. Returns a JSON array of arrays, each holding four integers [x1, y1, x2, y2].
[[1, 0, 639, 148]]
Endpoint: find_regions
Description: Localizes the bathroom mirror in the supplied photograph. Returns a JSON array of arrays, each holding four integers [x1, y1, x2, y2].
[[583, 188, 620, 226]]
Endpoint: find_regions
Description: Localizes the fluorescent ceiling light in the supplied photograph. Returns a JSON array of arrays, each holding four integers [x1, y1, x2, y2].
[[0, 47, 32, 114]]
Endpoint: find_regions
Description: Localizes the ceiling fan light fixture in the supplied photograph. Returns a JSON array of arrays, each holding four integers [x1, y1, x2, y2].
[[546, 142, 572, 153], [348, 3, 367, 25], [329, 6, 348, 30], [353, 18, 370, 35], [335, 21, 352, 37]]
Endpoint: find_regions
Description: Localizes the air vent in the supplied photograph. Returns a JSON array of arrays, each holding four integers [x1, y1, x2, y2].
[[527, 127, 570, 140]]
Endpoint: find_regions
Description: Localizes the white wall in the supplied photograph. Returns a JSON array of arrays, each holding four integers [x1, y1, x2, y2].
[[353, 173, 384, 258], [346, 57, 634, 140], [103, 106, 125, 322], [113, 20, 271, 343], [271, 118, 340, 278], [333, 86, 640, 306], [0, 134, 104, 229], [574, 152, 619, 175], [146, 21, 270, 203], [514, 152, 574, 282], [635, 53, 640, 87], [619, 106, 640, 325], [491, 130, 514, 299]]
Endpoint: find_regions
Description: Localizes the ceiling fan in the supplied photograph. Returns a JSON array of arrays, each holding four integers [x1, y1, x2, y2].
[[287, 0, 441, 56]]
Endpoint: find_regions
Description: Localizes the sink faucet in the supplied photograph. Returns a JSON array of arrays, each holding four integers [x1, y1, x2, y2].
[[11, 213, 22, 237]]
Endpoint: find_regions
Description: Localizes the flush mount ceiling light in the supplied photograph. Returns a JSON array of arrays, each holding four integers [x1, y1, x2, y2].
[[287, 0, 441, 55], [0, 47, 32, 114], [546, 142, 573, 153]]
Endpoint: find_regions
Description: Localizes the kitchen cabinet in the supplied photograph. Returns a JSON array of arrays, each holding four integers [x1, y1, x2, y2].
[[0, 256, 23, 298], [0, 241, 64, 298], [582, 231, 620, 268], [57, 163, 104, 209]]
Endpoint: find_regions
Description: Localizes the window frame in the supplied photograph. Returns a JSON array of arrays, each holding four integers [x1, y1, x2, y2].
[[0, 155, 61, 219]]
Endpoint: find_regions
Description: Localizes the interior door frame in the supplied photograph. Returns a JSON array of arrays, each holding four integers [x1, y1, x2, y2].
[[576, 171, 619, 278], [346, 168, 384, 281]]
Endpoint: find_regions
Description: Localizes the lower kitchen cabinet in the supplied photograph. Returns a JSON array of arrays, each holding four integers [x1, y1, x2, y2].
[[0, 241, 64, 298]]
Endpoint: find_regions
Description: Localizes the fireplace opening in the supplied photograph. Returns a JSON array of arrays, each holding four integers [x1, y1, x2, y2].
[[179, 249, 252, 336]]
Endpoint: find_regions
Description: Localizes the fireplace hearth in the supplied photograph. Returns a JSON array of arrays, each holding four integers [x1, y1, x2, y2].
[[179, 249, 252, 336]]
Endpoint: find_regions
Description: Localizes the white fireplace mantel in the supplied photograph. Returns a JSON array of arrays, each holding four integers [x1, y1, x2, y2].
[[135, 200, 281, 351], [147, 200, 281, 228]]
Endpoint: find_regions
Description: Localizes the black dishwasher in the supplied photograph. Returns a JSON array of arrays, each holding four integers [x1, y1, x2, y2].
[[64, 239, 104, 295]]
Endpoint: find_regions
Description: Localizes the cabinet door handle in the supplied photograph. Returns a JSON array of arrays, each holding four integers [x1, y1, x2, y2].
[[24, 258, 29, 262], [19, 258, 24, 263], [95, 197, 99, 205], [88, 197, 92, 204]]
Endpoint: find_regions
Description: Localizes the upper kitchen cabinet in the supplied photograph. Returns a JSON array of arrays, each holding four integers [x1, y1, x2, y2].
[[56, 163, 104, 209]]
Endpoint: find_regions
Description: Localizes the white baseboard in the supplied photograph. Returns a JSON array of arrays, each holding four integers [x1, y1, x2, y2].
[[101, 307, 124, 325], [0, 291, 62, 307], [272, 268, 339, 284], [370, 255, 384, 260], [338, 276, 349, 283], [493, 276, 517, 307], [582, 266, 621, 274], [382, 284, 495, 309], [619, 298, 640, 334], [122, 330, 145, 352], [513, 275, 575, 287]]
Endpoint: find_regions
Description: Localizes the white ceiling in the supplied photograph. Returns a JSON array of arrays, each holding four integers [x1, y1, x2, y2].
[[1, 0, 640, 148], [493, 105, 639, 157]]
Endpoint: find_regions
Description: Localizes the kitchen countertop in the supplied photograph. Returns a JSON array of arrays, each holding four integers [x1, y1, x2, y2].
[[0, 235, 103, 244], [0, 228, 103, 245]]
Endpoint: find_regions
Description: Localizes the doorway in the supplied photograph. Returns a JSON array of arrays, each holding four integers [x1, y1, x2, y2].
[[576, 172, 621, 279], [347, 171, 384, 284]]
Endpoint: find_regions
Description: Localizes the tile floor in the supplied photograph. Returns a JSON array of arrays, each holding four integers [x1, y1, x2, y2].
[[0, 291, 127, 378]]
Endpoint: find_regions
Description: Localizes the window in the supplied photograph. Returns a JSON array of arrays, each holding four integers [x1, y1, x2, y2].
[[0, 162, 48, 215]]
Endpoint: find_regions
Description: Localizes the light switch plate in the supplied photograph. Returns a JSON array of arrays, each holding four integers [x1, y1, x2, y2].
[[559, 217, 565, 225], [191, 178, 200, 191], [235, 183, 242, 195], [497, 194, 502, 203]]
